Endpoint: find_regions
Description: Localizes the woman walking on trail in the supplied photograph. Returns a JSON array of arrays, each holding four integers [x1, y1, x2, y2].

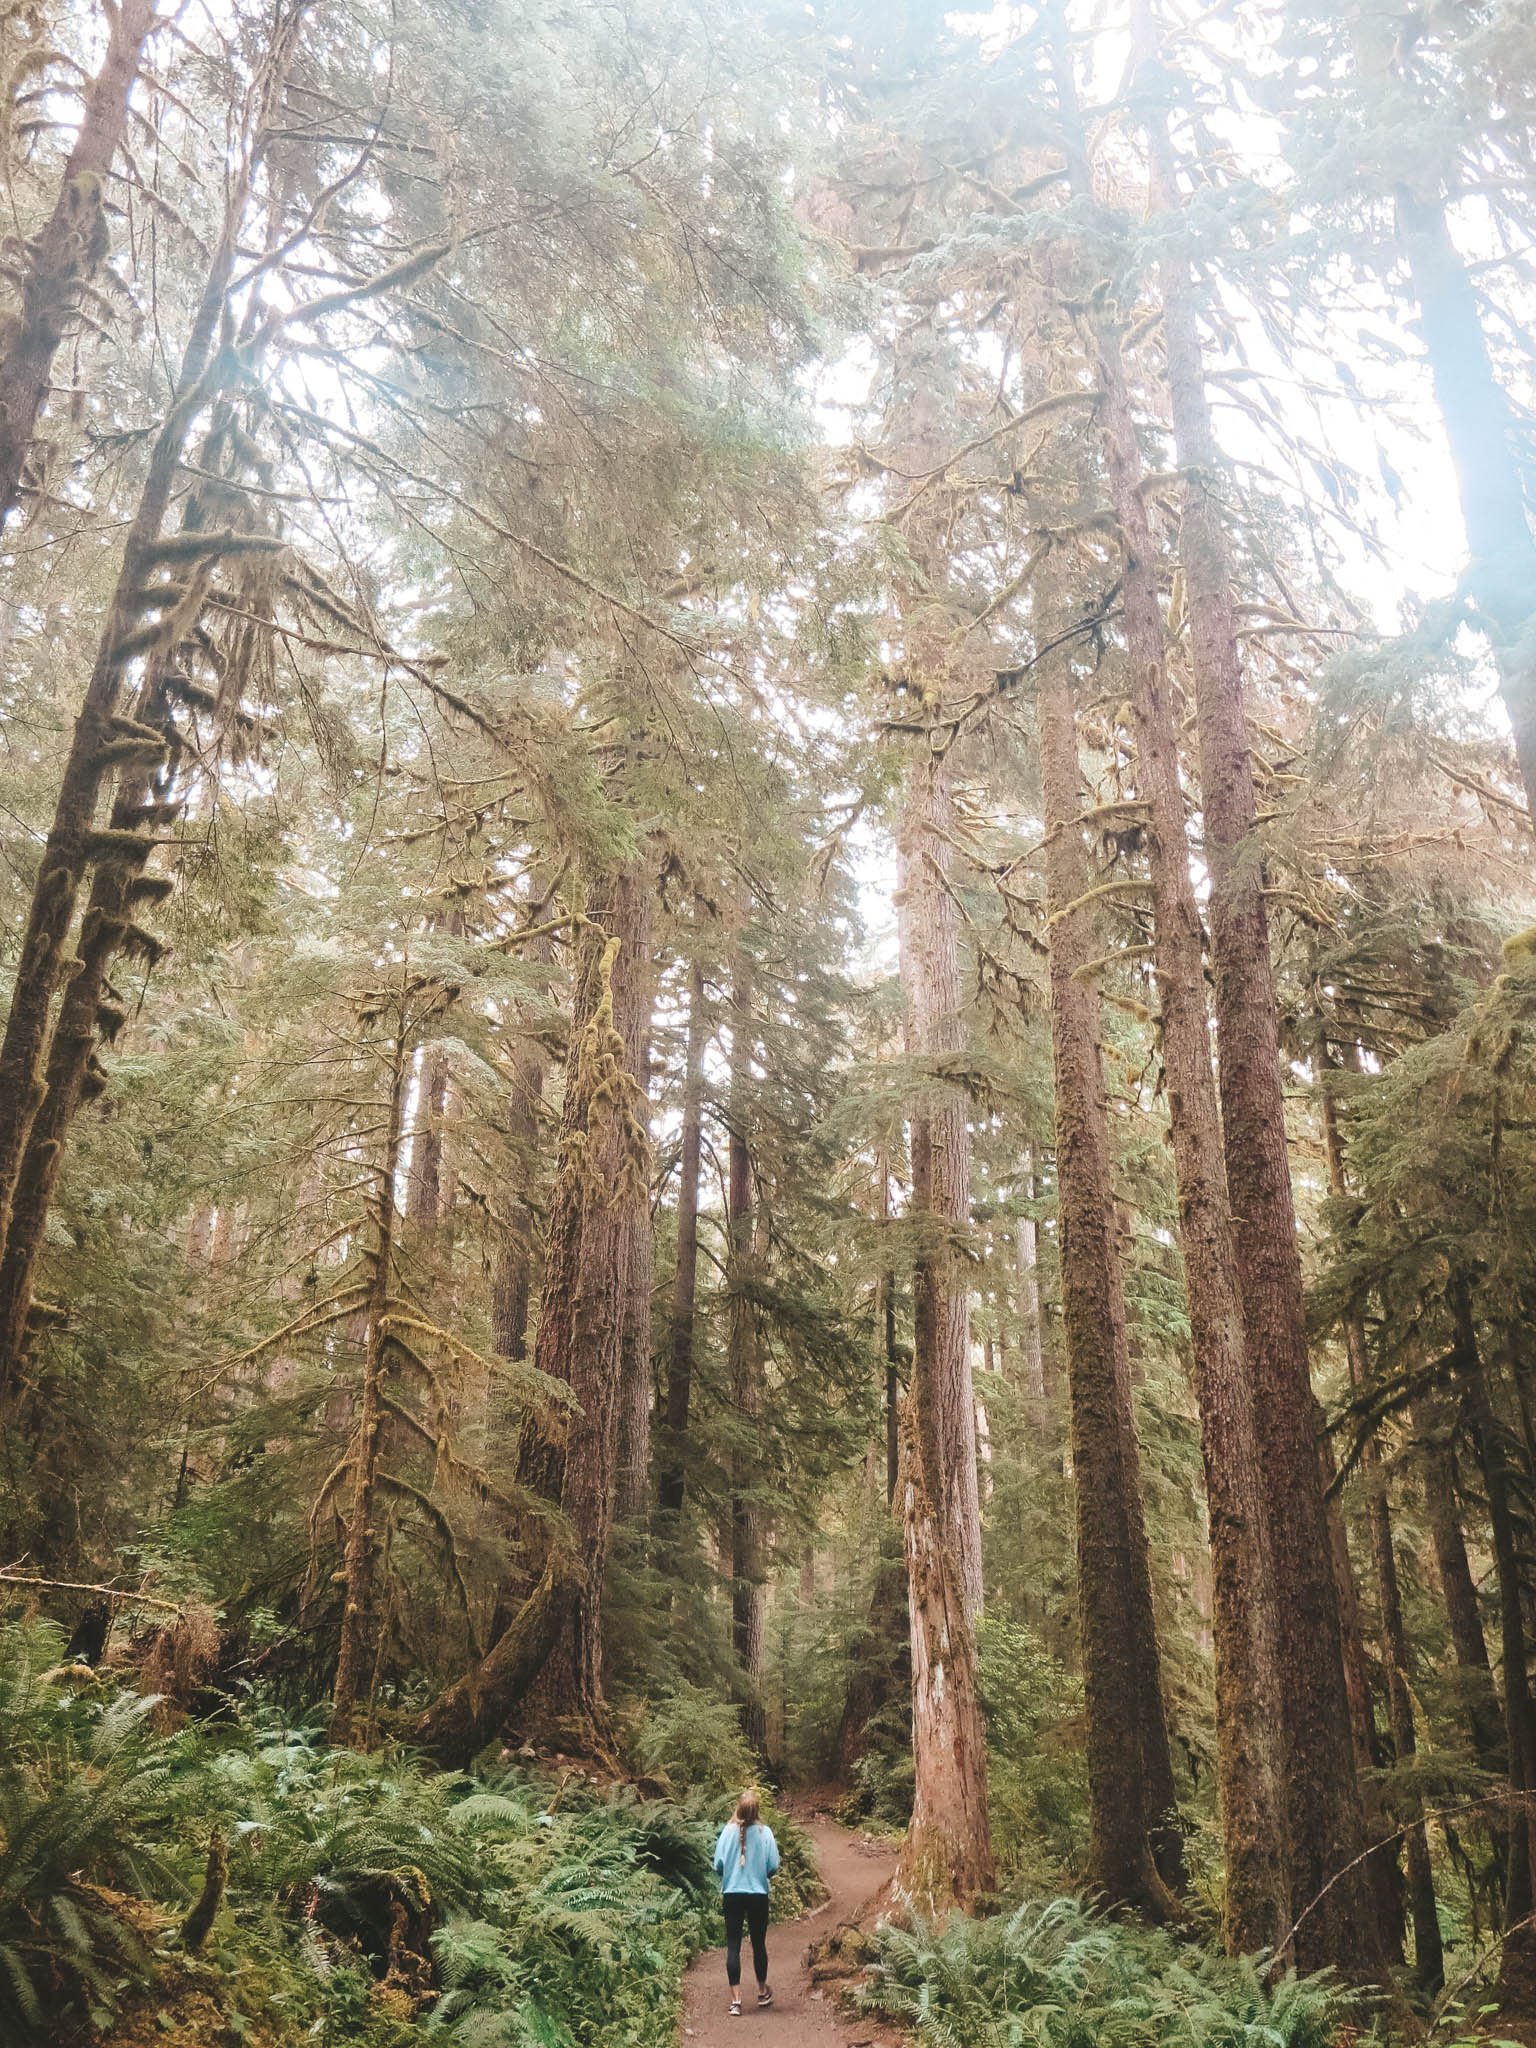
[[714, 1788, 779, 2016]]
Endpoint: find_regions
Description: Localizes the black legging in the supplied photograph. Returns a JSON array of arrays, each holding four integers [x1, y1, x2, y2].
[[723, 1893, 770, 1988]]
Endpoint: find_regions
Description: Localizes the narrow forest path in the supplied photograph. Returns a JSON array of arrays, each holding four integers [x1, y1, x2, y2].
[[680, 1815, 899, 2046]]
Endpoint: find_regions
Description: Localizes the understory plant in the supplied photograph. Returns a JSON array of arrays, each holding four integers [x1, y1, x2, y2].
[[0, 1620, 728, 2047], [860, 1893, 1361, 2048]]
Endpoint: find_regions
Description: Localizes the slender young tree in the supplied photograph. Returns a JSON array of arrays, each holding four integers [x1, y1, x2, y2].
[[658, 958, 707, 1523], [726, 952, 768, 1753], [898, 746, 984, 1623], [329, 993, 411, 1746], [614, 973, 656, 1526]]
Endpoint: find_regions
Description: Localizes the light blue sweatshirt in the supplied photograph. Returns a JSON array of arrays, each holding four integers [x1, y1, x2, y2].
[[714, 1818, 780, 1896]]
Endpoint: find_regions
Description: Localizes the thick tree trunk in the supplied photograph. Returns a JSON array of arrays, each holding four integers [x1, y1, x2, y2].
[[894, 745, 993, 1909], [1138, 66, 1380, 1971], [515, 867, 651, 1746], [1036, 623, 1181, 1914], [1396, 190, 1536, 818], [330, 1033, 407, 1746], [898, 1399, 994, 1912], [1046, 17, 1287, 1954], [0, 0, 159, 524], [897, 749, 984, 1621], [658, 960, 706, 1521]]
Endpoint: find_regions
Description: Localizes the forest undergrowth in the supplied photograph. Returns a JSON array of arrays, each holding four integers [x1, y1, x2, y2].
[[6, 1604, 1498, 2048], [0, 1618, 826, 2048]]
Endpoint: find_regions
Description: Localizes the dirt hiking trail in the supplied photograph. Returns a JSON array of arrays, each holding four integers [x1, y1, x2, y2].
[[680, 1815, 899, 2046]]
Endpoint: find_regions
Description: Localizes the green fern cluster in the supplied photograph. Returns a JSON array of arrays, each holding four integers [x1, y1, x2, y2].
[[860, 1894, 1364, 2048], [0, 1621, 176, 2038], [423, 1770, 714, 2048], [0, 1621, 728, 2047]]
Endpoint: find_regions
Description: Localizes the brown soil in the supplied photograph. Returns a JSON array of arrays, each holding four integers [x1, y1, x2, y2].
[[680, 1814, 900, 2047]]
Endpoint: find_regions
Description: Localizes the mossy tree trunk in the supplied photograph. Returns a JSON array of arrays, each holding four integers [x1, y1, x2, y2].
[[0, 0, 159, 522], [1036, 601, 1182, 1915], [0, 24, 300, 1385], [330, 1023, 408, 1746], [515, 867, 651, 1748]]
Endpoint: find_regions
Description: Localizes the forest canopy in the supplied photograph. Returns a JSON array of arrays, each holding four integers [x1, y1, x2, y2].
[[4, 0, 1536, 2043]]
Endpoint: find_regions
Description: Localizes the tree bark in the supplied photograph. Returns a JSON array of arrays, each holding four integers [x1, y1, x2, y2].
[[1016, 1149, 1046, 1418], [1135, 48, 1380, 1970], [515, 867, 651, 1746], [897, 747, 984, 1622], [727, 955, 767, 1754], [898, 1397, 994, 1912], [330, 1025, 408, 1746], [658, 959, 707, 1522], [407, 1047, 452, 1226], [894, 744, 993, 1910], [1036, 618, 1181, 1914], [614, 1002, 655, 1525], [1046, 9, 1288, 1955], [0, 0, 159, 524]]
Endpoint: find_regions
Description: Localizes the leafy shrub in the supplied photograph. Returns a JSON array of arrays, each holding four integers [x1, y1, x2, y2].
[[860, 1894, 1357, 2048]]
